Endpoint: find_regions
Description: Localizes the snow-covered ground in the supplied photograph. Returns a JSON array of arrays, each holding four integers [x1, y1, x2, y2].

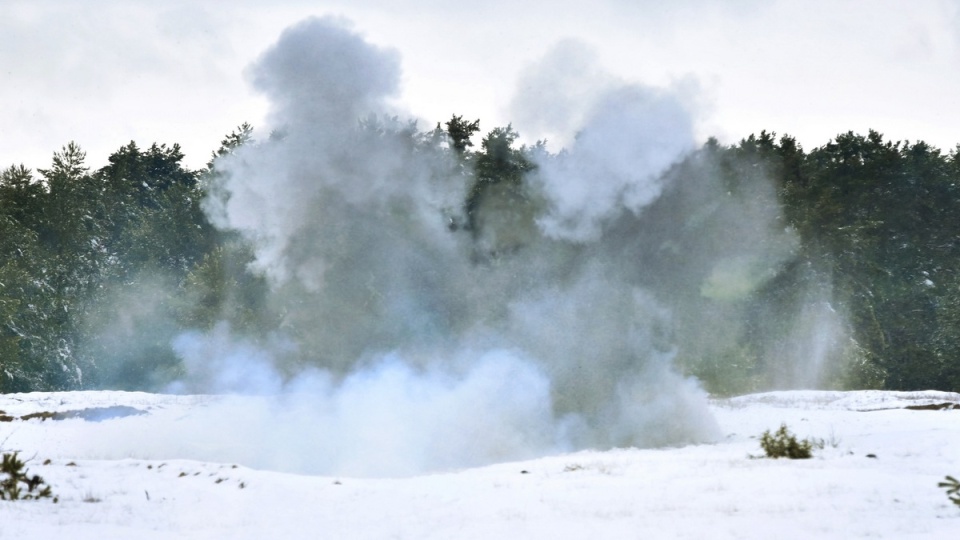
[[1, 389, 958, 538]]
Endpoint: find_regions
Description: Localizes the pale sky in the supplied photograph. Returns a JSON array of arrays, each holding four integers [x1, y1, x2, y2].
[[3, 0, 960, 171]]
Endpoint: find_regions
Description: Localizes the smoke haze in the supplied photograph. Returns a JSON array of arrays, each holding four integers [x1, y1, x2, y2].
[[147, 16, 838, 476]]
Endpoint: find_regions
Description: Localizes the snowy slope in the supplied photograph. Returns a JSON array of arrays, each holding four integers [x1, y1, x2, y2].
[[1, 390, 958, 539]]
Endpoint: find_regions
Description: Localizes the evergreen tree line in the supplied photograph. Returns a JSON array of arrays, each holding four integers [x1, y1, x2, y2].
[[1, 118, 958, 394]]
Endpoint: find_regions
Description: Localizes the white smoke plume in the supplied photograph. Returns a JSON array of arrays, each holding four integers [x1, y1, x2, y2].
[[508, 39, 617, 149], [511, 40, 696, 241], [530, 84, 696, 241], [156, 344, 560, 477], [164, 15, 818, 477]]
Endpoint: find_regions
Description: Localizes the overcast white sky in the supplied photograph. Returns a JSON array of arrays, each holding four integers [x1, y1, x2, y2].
[[3, 0, 960, 171]]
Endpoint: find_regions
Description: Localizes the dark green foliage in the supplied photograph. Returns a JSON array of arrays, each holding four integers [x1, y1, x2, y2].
[[0, 137, 218, 391], [207, 123, 253, 168], [0, 166, 46, 239], [0, 452, 56, 501], [473, 125, 532, 186], [759, 424, 813, 459], [1, 155, 92, 391], [939, 475, 960, 507], [444, 115, 480, 155], [785, 132, 960, 390], [0, 214, 38, 391], [463, 125, 539, 256], [2, 119, 960, 393], [662, 130, 960, 393], [76, 141, 217, 389]]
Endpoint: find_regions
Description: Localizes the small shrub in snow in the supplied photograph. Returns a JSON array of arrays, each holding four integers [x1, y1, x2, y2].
[[939, 476, 960, 507], [1, 452, 57, 502], [759, 424, 813, 459]]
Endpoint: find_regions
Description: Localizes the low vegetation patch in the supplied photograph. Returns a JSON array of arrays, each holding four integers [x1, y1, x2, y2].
[[759, 424, 813, 459], [1, 452, 57, 502], [939, 476, 960, 507]]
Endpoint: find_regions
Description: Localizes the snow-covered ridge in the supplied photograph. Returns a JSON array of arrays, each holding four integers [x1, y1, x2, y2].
[[715, 389, 960, 411], [4, 389, 958, 419]]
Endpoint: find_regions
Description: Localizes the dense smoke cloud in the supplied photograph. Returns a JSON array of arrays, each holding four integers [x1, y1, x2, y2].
[[159, 15, 832, 476], [508, 39, 616, 149], [531, 84, 695, 241], [510, 40, 699, 241]]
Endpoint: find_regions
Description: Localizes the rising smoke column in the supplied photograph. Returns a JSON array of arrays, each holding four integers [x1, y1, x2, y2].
[[511, 38, 850, 395], [181, 16, 727, 476], [510, 40, 697, 242]]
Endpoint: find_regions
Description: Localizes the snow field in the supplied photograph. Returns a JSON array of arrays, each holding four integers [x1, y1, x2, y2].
[[0, 390, 958, 539]]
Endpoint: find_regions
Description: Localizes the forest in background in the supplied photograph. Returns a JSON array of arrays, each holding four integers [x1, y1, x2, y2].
[[1, 118, 959, 395]]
